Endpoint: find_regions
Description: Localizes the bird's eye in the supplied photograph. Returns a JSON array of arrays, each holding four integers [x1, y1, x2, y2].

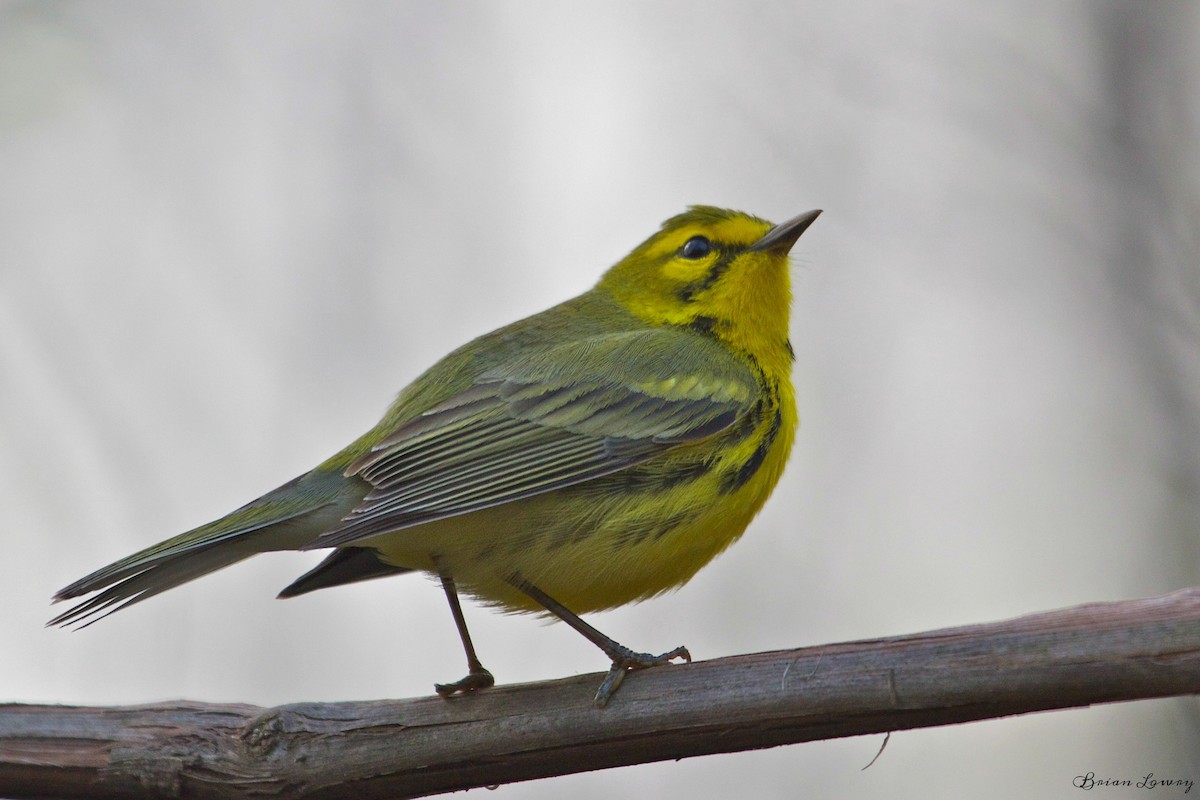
[[680, 236, 712, 259]]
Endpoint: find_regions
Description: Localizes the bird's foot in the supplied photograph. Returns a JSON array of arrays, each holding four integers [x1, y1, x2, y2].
[[594, 644, 691, 707], [434, 667, 495, 698]]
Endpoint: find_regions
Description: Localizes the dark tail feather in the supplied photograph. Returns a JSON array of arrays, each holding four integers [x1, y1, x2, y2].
[[277, 547, 413, 598], [49, 476, 352, 628], [49, 538, 266, 629]]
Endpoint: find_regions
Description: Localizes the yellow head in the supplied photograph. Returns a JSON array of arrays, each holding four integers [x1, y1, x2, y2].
[[597, 205, 820, 373]]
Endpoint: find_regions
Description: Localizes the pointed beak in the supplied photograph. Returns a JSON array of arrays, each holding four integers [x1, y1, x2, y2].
[[749, 209, 822, 254]]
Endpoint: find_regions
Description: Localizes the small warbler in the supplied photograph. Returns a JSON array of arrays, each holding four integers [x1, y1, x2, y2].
[[52, 206, 821, 706]]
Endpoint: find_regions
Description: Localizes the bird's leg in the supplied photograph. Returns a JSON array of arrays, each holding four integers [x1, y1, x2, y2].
[[433, 574, 495, 697], [510, 577, 690, 707]]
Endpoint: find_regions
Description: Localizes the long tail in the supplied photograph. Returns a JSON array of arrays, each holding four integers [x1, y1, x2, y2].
[[49, 470, 360, 628]]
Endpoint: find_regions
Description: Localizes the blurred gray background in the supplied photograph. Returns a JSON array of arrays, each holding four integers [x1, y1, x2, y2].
[[2, 1, 1198, 797]]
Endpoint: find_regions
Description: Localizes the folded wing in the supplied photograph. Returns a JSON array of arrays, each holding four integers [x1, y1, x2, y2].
[[308, 329, 757, 548]]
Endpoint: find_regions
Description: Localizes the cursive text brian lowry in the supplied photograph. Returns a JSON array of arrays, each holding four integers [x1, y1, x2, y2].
[[1074, 773, 1194, 794]]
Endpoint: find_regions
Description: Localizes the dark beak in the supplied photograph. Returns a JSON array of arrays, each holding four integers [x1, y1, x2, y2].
[[749, 209, 822, 254]]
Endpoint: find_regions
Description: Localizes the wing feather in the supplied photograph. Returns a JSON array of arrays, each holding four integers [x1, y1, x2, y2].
[[306, 329, 758, 549]]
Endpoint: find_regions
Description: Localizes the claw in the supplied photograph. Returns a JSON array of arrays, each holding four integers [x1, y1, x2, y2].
[[593, 645, 691, 707], [434, 668, 495, 698]]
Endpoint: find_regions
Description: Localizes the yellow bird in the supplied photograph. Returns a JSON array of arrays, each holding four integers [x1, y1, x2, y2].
[[52, 206, 821, 705]]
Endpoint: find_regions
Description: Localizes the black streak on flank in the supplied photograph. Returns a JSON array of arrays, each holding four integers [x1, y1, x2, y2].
[[687, 315, 718, 337], [612, 509, 699, 550], [541, 457, 712, 552], [613, 459, 712, 494], [721, 406, 782, 494]]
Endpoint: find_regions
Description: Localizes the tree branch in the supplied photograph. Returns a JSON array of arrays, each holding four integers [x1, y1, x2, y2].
[[4, 588, 1199, 799]]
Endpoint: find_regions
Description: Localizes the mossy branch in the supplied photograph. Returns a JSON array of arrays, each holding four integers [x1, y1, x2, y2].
[[3, 588, 1199, 799]]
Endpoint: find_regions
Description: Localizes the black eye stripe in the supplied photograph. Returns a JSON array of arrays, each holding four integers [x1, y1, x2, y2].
[[674, 249, 737, 302]]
